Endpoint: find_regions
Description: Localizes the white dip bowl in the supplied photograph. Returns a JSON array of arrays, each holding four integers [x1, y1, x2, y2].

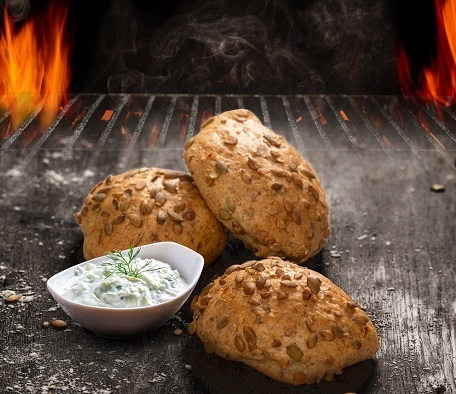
[[47, 242, 204, 338]]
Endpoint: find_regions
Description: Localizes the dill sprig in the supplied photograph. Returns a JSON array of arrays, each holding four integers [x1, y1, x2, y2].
[[102, 245, 161, 278]]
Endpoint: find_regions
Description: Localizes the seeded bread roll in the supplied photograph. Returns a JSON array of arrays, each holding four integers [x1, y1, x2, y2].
[[184, 109, 330, 264], [76, 167, 229, 267], [190, 258, 378, 385]]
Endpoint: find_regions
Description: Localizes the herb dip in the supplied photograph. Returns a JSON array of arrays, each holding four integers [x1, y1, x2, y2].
[[62, 258, 187, 308]]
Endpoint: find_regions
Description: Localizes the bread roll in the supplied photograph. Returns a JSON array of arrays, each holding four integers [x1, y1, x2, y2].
[[190, 258, 378, 385], [76, 167, 229, 267], [184, 109, 330, 264]]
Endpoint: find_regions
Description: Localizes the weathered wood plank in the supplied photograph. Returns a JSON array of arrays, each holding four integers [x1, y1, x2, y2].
[[0, 98, 455, 393]]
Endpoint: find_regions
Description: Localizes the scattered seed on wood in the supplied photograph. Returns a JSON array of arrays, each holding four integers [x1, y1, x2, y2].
[[430, 184, 445, 193], [173, 328, 183, 336], [50, 320, 67, 329], [4, 294, 21, 302], [41, 321, 50, 329]]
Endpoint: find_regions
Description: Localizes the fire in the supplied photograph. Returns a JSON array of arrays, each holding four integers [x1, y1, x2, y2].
[[397, 0, 456, 105], [0, 2, 71, 132]]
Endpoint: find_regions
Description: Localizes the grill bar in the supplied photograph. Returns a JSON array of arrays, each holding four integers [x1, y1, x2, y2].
[[156, 96, 176, 147], [369, 97, 429, 169], [64, 95, 106, 151], [0, 94, 455, 173], [326, 96, 363, 155], [347, 97, 397, 164], [185, 96, 199, 142], [302, 95, 335, 156], [94, 94, 130, 152]]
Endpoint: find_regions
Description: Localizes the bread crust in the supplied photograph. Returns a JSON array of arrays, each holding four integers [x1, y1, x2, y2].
[[76, 167, 229, 266], [190, 258, 379, 385], [184, 109, 330, 264]]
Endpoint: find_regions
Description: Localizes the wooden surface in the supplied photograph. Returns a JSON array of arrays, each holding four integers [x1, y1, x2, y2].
[[0, 95, 455, 394]]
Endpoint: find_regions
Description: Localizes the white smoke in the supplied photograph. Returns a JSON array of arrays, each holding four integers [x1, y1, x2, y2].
[[89, 0, 397, 94]]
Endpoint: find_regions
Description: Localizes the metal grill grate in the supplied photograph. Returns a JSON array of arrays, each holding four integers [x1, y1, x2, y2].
[[1, 94, 456, 172]]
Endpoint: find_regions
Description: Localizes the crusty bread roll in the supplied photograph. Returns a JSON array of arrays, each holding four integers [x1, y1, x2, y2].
[[76, 167, 229, 267], [189, 257, 378, 385], [184, 109, 330, 264]]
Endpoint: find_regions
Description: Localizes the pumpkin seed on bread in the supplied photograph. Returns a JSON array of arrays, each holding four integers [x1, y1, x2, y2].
[[190, 257, 379, 385]]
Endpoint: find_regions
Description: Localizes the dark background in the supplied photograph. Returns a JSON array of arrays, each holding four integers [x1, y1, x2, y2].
[[1, 0, 440, 94]]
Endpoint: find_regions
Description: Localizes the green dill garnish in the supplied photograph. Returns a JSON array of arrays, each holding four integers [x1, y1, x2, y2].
[[102, 245, 161, 278]]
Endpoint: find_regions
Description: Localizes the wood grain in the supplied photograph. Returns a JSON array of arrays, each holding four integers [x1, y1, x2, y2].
[[0, 95, 455, 393]]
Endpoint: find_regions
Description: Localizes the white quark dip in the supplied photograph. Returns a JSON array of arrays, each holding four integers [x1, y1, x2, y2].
[[62, 258, 187, 308]]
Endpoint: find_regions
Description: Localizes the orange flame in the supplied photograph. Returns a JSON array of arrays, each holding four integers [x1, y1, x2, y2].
[[397, 0, 456, 105], [0, 2, 71, 131]]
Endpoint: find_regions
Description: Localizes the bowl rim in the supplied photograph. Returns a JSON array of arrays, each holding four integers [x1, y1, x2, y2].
[[47, 241, 204, 311]]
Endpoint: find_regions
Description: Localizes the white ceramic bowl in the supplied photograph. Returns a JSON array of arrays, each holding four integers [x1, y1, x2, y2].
[[47, 242, 204, 338]]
